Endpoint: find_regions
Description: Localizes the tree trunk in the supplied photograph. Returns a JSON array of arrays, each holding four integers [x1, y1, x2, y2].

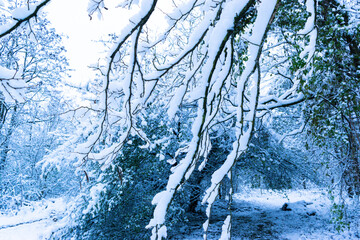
[[0, 106, 18, 171]]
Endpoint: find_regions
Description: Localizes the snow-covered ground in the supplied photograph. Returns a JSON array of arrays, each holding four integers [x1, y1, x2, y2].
[[0, 189, 359, 239], [232, 188, 359, 240], [0, 198, 68, 240], [172, 188, 360, 240]]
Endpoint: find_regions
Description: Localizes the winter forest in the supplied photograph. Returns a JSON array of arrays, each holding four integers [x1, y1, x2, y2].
[[0, 0, 359, 239]]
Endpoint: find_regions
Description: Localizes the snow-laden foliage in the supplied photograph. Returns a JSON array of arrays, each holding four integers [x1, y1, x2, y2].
[[31, 0, 321, 238], [47, 106, 200, 239], [1, 0, 359, 239], [58, 0, 317, 238], [300, 0, 360, 231], [0, 0, 74, 210]]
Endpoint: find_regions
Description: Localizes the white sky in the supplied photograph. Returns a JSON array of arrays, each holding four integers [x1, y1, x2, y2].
[[45, 0, 131, 87], [45, 0, 174, 88]]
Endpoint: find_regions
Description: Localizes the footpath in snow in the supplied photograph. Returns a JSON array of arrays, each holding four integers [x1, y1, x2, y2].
[[171, 188, 360, 240]]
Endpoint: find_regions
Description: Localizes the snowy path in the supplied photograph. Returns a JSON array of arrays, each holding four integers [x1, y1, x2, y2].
[[171, 189, 359, 240], [0, 198, 67, 240], [0, 218, 55, 240], [0, 217, 47, 230]]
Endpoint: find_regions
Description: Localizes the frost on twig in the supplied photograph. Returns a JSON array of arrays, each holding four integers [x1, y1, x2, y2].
[[87, 0, 108, 20]]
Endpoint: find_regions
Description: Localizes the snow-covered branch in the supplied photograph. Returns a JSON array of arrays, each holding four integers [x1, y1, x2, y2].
[[0, 0, 51, 39], [40, 0, 322, 238]]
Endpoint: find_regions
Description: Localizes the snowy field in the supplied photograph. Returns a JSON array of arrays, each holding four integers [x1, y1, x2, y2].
[[0, 189, 359, 239]]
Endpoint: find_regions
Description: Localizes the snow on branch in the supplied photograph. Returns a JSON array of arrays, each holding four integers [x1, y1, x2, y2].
[[0, 0, 51, 39], [145, 0, 281, 239], [0, 66, 26, 104], [201, 1, 279, 239], [255, 0, 317, 115], [87, 0, 107, 20], [72, 0, 159, 167], [0, 0, 51, 107], [54, 0, 319, 238]]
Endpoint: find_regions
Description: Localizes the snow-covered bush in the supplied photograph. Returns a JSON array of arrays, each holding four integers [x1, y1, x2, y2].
[[61, 109, 190, 239], [237, 127, 317, 190]]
